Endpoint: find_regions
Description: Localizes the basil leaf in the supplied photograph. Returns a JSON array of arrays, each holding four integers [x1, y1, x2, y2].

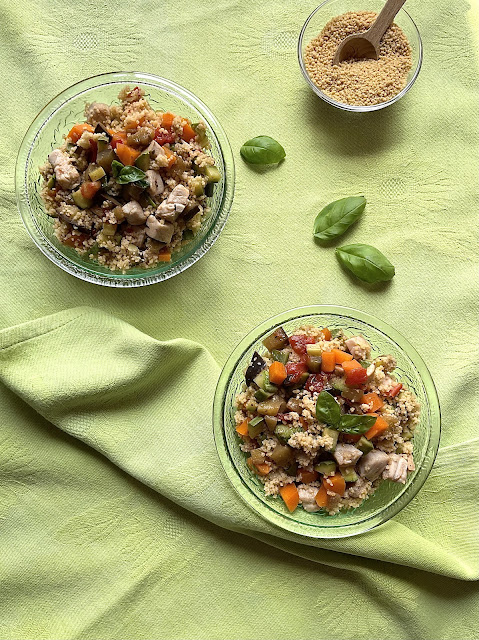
[[116, 166, 147, 185], [337, 414, 377, 434], [335, 244, 395, 283], [240, 136, 285, 165], [315, 391, 340, 426], [111, 160, 124, 179], [134, 179, 149, 189], [313, 196, 366, 242]]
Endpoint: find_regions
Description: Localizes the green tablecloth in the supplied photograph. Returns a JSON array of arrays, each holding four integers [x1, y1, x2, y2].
[[0, 1, 478, 638]]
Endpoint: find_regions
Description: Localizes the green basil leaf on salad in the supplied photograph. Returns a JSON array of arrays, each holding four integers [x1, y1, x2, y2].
[[335, 244, 395, 283], [111, 160, 123, 179], [240, 136, 285, 165], [315, 391, 341, 427], [115, 165, 148, 185], [337, 414, 377, 434], [313, 196, 366, 242]]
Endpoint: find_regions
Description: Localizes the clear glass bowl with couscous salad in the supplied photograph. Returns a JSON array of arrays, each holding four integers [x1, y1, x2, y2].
[[213, 306, 441, 538], [16, 72, 234, 287]]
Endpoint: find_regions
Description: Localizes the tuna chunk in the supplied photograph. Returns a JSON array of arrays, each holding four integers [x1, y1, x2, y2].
[[122, 200, 148, 225], [357, 450, 389, 481], [145, 170, 164, 196], [48, 149, 80, 190], [85, 102, 111, 126], [345, 335, 371, 361], [157, 184, 190, 222], [145, 216, 174, 243], [298, 485, 321, 512], [333, 443, 363, 466], [382, 454, 408, 484]]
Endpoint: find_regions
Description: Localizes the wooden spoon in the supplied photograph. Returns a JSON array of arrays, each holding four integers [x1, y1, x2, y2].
[[333, 0, 407, 65]]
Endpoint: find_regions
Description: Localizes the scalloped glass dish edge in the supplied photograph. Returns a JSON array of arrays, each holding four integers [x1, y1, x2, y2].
[[15, 72, 235, 287], [213, 305, 441, 539]]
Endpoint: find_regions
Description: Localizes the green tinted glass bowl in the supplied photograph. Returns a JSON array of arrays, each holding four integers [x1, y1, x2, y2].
[[15, 72, 235, 287], [298, 0, 423, 112], [213, 306, 440, 538]]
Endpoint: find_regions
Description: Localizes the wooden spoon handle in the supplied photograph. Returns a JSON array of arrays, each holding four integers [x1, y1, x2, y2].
[[367, 0, 407, 48]]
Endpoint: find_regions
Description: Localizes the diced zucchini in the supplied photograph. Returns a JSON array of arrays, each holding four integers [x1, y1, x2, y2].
[[245, 399, 257, 412], [102, 223, 117, 236], [97, 138, 110, 152], [253, 370, 278, 394], [340, 466, 358, 482], [274, 424, 301, 445], [97, 148, 116, 173], [262, 327, 289, 351], [257, 395, 286, 416], [306, 343, 323, 357], [342, 388, 364, 403], [248, 416, 265, 438], [323, 427, 339, 451], [332, 378, 347, 393], [270, 444, 294, 467], [356, 436, 374, 454], [314, 460, 337, 476], [285, 462, 298, 477], [135, 152, 150, 172], [271, 349, 289, 364], [46, 175, 56, 189], [306, 355, 322, 373], [263, 415, 278, 432], [191, 122, 209, 148], [72, 189, 92, 210], [203, 165, 221, 183], [89, 166, 106, 182], [254, 388, 273, 402]]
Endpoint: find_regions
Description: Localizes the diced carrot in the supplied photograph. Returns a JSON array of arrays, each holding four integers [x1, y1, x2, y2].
[[365, 415, 390, 440], [341, 359, 362, 374], [297, 468, 318, 484], [161, 112, 176, 128], [67, 123, 94, 143], [254, 463, 271, 476], [390, 383, 403, 398], [269, 361, 287, 385], [236, 420, 249, 437], [158, 252, 172, 262], [332, 348, 353, 364], [80, 180, 101, 200], [321, 351, 336, 373], [181, 121, 197, 142], [115, 143, 141, 166], [323, 472, 346, 496], [363, 392, 384, 412], [279, 483, 300, 513], [246, 457, 254, 470], [125, 119, 139, 132], [162, 146, 177, 167], [321, 327, 332, 341], [315, 484, 329, 508]]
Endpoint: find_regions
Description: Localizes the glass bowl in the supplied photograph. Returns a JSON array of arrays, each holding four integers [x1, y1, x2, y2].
[[15, 72, 235, 287], [213, 305, 440, 538], [298, 0, 423, 112]]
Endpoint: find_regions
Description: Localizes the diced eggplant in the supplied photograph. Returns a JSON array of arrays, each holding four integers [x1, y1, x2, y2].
[[245, 351, 266, 386], [262, 326, 289, 352], [94, 123, 112, 140], [257, 395, 287, 416], [270, 444, 294, 467]]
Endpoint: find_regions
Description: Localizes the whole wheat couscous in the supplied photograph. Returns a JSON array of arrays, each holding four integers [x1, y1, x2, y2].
[[234, 324, 420, 515], [39, 86, 221, 272], [304, 11, 412, 106]]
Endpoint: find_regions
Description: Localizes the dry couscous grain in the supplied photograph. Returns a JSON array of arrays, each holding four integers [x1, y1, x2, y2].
[[304, 11, 412, 106]]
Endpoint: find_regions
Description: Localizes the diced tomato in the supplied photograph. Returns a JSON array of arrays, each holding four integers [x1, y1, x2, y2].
[[284, 362, 308, 385], [89, 138, 98, 162], [389, 383, 403, 397], [345, 367, 368, 387], [304, 373, 329, 394], [110, 131, 128, 149], [289, 335, 316, 356], [154, 127, 176, 145], [80, 180, 101, 200]]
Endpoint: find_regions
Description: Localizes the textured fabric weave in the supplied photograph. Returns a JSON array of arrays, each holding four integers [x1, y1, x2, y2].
[[0, 0, 478, 638]]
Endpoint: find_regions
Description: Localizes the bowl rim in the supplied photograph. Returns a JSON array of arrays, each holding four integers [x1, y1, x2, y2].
[[213, 305, 441, 538], [297, 0, 423, 112], [15, 71, 235, 287]]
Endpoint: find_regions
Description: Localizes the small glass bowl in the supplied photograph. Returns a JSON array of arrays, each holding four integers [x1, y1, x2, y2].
[[298, 0, 423, 112], [15, 72, 235, 287], [213, 306, 440, 538]]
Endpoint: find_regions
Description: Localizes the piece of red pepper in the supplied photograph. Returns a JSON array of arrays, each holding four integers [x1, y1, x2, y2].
[[389, 383, 403, 397]]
